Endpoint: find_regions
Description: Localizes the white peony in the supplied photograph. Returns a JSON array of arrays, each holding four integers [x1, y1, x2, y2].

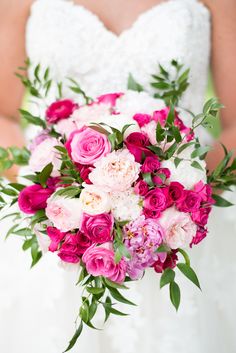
[[110, 188, 142, 222], [46, 195, 82, 232], [72, 103, 111, 128], [80, 185, 111, 215], [89, 149, 141, 192], [159, 207, 197, 249], [29, 137, 62, 177]]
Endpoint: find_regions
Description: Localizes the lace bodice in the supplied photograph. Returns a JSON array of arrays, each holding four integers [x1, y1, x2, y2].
[[26, 0, 211, 115]]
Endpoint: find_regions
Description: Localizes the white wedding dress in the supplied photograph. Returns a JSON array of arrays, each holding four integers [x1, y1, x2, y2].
[[1, 0, 236, 352]]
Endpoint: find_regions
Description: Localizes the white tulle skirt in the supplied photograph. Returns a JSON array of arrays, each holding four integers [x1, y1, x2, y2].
[[0, 199, 236, 353]]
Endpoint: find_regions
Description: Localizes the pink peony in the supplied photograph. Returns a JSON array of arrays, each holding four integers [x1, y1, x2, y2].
[[97, 93, 123, 107], [134, 180, 149, 196], [46, 99, 78, 124], [141, 156, 160, 173], [81, 213, 114, 244], [46, 226, 66, 252], [66, 127, 111, 165], [143, 188, 168, 212], [46, 194, 82, 232], [29, 130, 50, 152], [18, 184, 53, 215], [133, 113, 151, 127], [125, 132, 152, 163], [82, 243, 127, 283], [191, 226, 208, 246], [177, 190, 202, 213], [159, 207, 197, 249]]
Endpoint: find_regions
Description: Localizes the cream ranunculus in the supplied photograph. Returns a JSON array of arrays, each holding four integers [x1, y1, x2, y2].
[[80, 185, 111, 215]]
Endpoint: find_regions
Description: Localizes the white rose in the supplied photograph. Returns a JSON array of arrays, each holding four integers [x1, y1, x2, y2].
[[46, 195, 82, 232], [29, 137, 61, 177], [110, 188, 142, 222], [159, 207, 197, 249], [80, 185, 111, 215], [89, 149, 141, 192]]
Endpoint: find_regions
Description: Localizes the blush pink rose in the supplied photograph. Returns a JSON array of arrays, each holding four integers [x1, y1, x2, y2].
[[125, 132, 152, 163], [134, 180, 149, 196], [46, 226, 66, 252], [81, 213, 114, 243], [82, 243, 127, 283], [97, 93, 123, 107], [141, 156, 160, 173], [191, 226, 208, 247], [177, 190, 202, 213], [66, 127, 111, 165], [143, 188, 168, 212], [46, 99, 78, 124], [133, 113, 151, 127], [18, 184, 53, 215]]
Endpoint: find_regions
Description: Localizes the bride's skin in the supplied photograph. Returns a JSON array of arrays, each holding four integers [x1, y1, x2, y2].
[[0, 0, 235, 181]]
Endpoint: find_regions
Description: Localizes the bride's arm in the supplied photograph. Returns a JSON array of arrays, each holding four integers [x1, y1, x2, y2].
[[204, 0, 236, 171], [0, 0, 32, 181]]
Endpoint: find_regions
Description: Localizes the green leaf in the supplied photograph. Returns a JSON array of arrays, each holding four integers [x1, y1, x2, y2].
[[151, 82, 171, 90], [191, 161, 204, 171], [155, 244, 171, 253], [19, 109, 46, 129], [86, 287, 105, 295], [212, 194, 234, 207], [0, 147, 9, 159], [177, 142, 196, 155], [38, 163, 53, 187], [177, 263, 201, 289], [108, 287, 136, 306], [63, 321, 83, 352], [160, 268, 175, 288], [53, 186, 81, 199], [191, 146, 211, 159], [103, 303, 128, 317], [89, 300, 98, 321], [174, 157, 182, 168], [103, 278, 129, 290], [142, 172, 154, 187], [169, 281, 181, 311], [156, 122, 165, 143], [1, 188, 18, 197], [127, 74, 144, 92], [8, 183, 25, 191]]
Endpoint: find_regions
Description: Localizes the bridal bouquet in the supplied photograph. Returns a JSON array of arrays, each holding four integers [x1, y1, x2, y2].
[[0, 61, 235, 351]]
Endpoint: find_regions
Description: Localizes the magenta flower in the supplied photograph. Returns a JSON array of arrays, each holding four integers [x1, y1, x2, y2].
[[46, 99, 78, 124], [18, 184, 53, 215]]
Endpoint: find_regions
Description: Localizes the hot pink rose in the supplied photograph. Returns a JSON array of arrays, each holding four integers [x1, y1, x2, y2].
[[133, 113, 151, 127], [81, 213, 114, 243], [168, 182, 185, 202], [191, 207, 211, 226], [191, 226, 208, 247], [153, 250, 178, 273], [58, 233, 81, 263], [153, 108, 169, 125], [77, 164, 93, 184], [46, 226, 66, 252], [134, 180, 149, 196], [177, 190, 202, 213], [125, 132, 152, 163], [82, 243, 127, 283], [194, 181, 215, 204], [153, 168, 171, 185], [143, 188, 168, 212], [66, 127, 111, 165], [76, 231, 93, 256], [141, 156, 160, 173], [18, 184, 53, 215], [46, 99, 78, 124], [97, 93, 123, 107], [143, 208, 161, 219]]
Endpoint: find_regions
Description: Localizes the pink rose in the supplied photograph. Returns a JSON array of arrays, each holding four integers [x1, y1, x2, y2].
[[133, 113, 151, 127], [191, 207, 211, 226], [125, 132, 152, 163], [153, 250, 178, 273], [18, 184, 53, 215], [81, 213, 114, 243], [46, 99, 78, 124], [191, 226, 208, 247], [76, 231, 93, 256], [82, 243, 127, 283], [168, 182, 185, 202], [134, 180, 149, 196], [46, 226, 66, 252], [159, 207, 197, 249], [141, 156, 160, 173], [153, 108, 169, 125], [177, 190, 202, 213], [97, 93, 123, 107], [153, 168, 171, 185], [77, 164, 93, 184], [58, 233, 82, 264], [66, 127, 111, 165], [194, 181, 215, 204], [143, 188, 168, 212], [143, 208, 161, 219]]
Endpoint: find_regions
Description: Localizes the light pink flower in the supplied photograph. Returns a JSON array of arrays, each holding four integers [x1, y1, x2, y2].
[[89, 149, 140, 192], [66, 127, 111, 165], [82, 243, 127, 283], [159, 207, 197, 249], [29, 137, 62, 177], [141, 120, 158, 145], [80, 185, 111, 215], [46, 194, 82, 232]]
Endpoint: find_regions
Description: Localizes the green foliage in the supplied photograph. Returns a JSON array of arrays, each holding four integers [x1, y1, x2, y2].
[[127, 74, 144, 92], [0, 146, 30, 173]]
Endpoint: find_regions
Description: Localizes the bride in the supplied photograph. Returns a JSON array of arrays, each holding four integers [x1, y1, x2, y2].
[[0, 0, 236, 352]]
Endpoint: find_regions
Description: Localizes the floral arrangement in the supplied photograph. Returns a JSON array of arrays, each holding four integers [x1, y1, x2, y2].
[[0, 60, 235, 351]]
